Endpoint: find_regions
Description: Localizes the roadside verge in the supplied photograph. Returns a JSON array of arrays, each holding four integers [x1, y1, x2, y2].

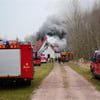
[[68, 62, 100, 91]]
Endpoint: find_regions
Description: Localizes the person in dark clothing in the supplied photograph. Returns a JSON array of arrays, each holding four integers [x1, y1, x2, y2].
[[58, 57, 61, 64]]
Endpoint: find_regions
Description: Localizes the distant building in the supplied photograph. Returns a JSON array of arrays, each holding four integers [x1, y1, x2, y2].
[[33, 35, 47, 53], [33, 35, 60, 59]]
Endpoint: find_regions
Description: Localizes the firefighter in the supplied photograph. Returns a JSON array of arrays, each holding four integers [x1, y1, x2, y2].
[[58, 57, 61, 64], [62, 56, 65, 63]]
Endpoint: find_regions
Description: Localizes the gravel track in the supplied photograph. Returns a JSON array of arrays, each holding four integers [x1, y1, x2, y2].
[[64, 64, 100, 100], [31, 63, 100, 100], [31, 63, 66, 100]]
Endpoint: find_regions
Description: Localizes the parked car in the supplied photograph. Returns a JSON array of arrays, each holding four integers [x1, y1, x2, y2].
[[33, 56, 41, 66]]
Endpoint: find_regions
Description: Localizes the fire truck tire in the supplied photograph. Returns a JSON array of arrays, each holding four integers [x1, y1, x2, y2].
[[90, 66, 95, 78], [39, 64, 41, 66], [90, 66, 93, 72], [25, 80, 31, 86], [0, 80, 3, 85], [91, 70, 97, 79]]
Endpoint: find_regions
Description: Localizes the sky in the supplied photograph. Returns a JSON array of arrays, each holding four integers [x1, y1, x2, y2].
[[0, 0, 95, 41]]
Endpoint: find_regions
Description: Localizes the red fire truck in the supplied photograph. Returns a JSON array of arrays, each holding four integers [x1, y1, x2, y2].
[[90, 50, 100, 78], [60, 52, 73, 62], [0, 42, 34, 85], [33, 53, 41, 66]]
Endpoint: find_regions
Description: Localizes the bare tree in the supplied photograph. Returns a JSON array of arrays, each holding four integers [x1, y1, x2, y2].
[[65, 0, 100, 60]]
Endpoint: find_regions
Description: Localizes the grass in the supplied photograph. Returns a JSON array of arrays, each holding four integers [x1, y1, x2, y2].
[[0, 63, 53, 100], [68, 62, 100, 91], [59, 64, 68, 88]]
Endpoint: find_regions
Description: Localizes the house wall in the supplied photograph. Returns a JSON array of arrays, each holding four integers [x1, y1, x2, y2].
[[43, 46, 55, 58], [55, 53, 60, 58], [37, 40, 56, 58]]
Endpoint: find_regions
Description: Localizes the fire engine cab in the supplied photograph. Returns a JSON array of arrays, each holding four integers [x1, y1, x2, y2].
[[0, 41, 34, 85], [90, 50, 100, 78], [33, 53, 41, 66]]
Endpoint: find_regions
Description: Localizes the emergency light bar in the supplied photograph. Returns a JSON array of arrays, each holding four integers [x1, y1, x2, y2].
[[0, 45, 5, 48], [0, 45, 20, 49], [0, 40, 32, 49], [0, 40, 20, 49]]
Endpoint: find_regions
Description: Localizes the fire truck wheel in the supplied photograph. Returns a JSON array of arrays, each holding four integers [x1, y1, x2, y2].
[[92, 70, 96, 79], [39, 64, 41, 66], [0, 80, 3, 85], [25, 80, 31, 86], [90, 66, 93, 72]]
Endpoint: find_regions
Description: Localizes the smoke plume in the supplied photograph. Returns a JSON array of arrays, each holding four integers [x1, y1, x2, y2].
[[36, 16, 67, 50]]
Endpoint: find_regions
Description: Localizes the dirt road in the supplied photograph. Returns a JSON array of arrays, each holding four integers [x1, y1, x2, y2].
[[31, 63, 100, 100], [64, 64, 100, 100]]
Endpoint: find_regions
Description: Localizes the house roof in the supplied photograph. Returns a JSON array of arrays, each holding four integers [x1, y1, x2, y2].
[[33, 35, 47, 52], [33, 34, 60, 53]]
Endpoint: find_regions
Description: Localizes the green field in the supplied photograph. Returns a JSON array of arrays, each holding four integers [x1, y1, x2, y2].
[[68, 62, 100, 91], [0, 63, 53, 100]]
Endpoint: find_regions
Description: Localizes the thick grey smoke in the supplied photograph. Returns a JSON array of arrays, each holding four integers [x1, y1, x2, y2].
[[36, 0, 73, 50], [36, 16, 67, 50], [36, 0, 94, 51]]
